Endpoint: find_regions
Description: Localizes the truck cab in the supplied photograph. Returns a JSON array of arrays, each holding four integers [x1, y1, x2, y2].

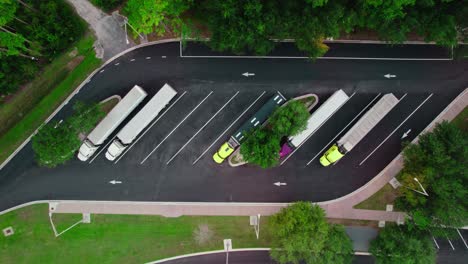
[[106, 140, 126, 161], [77, 139, 98, 161], [319, 144, 345, 166], [213, 142, 235, 164]]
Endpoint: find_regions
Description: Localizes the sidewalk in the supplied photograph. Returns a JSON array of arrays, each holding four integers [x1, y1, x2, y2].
[[66, 0, 134, 60], [50, 87, 467, 222]]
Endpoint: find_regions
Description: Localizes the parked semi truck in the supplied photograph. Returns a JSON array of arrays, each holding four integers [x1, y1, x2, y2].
[[280, 89, 349, 159], [319, 93, 398, 166], [213, 91, 287, 163], [77, 85, 147, 161], [105, 84, 177, 161]]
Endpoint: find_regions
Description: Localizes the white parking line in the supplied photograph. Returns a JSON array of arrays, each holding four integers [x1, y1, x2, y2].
[[114, 62, 120, 66], [457, 229, 468, 249], [162, 56, 166, 58], [99, 69, 105, 73], [358, 93, 432, 166], [140, 91, 214, 164], [306, 94, 381, 166], [447, 236, 455, 250], [146, 57, 151, 59], [130, 58, 135, 62], [89, 135, 117, 164], [433, 237, 440, 249], [166, 91, 240, 165], [114, 91, 188, 164], [192, 91, 266, 165], [280, 92, 356, 166]]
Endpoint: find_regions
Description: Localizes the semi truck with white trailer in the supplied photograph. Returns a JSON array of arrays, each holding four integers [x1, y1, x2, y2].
[[319, 93, 398, 166], [105, 84, 177, 161], [77, 85, 147, 161], [213, 91, 287, 163], [281, 89, 349, 157]]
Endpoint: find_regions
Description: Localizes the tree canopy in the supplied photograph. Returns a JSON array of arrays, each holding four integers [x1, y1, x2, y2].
[[270, 202, 353, 264], [32, 101, 104, 167], [240, 100, 310, 168], [370, 225, 436, 264], [397, 121, 468, 231]]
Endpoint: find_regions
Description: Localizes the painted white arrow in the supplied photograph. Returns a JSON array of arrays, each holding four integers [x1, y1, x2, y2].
[[242, 72, 255, 77], [109, 180, 122, 184], [274, 182, 287, 186], [401, 129, 412, 139], [384, 74, 397, 79]]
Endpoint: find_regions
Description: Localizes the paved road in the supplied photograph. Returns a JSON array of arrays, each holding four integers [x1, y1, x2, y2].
[[0, 42, 466, 211]]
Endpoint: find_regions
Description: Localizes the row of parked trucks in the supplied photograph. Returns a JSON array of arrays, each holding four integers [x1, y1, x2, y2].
[[77, 85, 397, 166], [78, 84, 177, 161], [213, 89, 398, 167]]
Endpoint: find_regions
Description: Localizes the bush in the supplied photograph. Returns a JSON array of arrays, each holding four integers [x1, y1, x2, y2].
[[32, 101, 104, 167], [91, 0, 126, 12]]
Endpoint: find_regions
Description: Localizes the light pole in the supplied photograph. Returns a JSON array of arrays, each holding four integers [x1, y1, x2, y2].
[[403, 177, 429, 196]]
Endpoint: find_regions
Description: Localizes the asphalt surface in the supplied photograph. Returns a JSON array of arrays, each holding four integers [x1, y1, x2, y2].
[[0, 42, 467, 211]]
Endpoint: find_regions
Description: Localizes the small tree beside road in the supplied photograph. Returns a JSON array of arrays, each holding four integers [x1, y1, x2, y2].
[[396, 121, 468, 231], [240, 101, 309, 168], [370, 225, 436, 264], [270, 202, 353, 264], [32, 101, 104, 167]]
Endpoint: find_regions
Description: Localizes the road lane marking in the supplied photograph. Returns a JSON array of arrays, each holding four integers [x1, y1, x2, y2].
[[192, 91, 266, 165], [89, 135, 118, 164], [166, 91, 240, 165], [99, 69, 105, 73], [146, 57, 151, 59], [457, 229, 468, 249], [306, 94, 381, 166], [280, 92, 356, 165], [130, 58, 135, 62], [140, 91, 213, 164], [114, 62, 120, 66], [358, 93, 433, 166], [162, 56, 166, 58], [114, 91, 188, 164]]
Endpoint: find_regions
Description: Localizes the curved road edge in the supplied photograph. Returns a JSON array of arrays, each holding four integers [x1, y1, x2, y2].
[[145, 248, 370, 264], [0, 38, 182, 171]]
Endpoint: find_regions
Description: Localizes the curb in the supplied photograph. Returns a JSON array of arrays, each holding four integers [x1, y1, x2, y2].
[[146, 248, 370, 263]]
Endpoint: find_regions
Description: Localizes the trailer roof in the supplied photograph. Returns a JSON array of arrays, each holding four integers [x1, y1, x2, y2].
[[88, 85, 147, 145]]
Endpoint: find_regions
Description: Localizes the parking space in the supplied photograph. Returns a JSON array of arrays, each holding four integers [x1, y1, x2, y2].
[[434, 229, 468, 252]]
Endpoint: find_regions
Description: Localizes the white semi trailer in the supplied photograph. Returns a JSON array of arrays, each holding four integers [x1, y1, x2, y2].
[[105, 84, 177, 160], [319, 93, 399, 166], [288, 89, 349, 148], [78, 85, 147, 161]]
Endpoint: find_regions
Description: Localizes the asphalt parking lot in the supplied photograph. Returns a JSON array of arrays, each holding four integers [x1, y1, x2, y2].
[[0, 41, 466, 210]]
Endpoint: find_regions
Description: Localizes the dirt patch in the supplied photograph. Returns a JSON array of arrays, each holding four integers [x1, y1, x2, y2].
[[66, 56, 85, 71], [193, 223, 214, 245]]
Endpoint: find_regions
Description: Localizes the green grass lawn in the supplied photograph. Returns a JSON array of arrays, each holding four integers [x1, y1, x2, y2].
[[354, 184, 400, 211], [0, 35, 102, 164], [1, 204, 272, 264], [452, 106, 467, 132]]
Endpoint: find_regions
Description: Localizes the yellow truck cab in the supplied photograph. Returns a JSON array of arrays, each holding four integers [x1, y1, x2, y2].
[[213, 142, 235, 164], [320, 145, 345, 166]]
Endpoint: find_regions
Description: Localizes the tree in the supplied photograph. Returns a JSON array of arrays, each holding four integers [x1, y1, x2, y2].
[[32, 101, 104, 167], [268, 100, 310, 137], [370, 225, 436, 264], [270, 202, 353, 264], [124, 0, 192, 36], [396, 122, 468, 231], [240, 128, 280, 168]]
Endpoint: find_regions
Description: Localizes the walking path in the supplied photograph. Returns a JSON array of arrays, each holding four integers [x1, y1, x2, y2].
[[66, 0, 134, 60], [49, 87, 467, 222]]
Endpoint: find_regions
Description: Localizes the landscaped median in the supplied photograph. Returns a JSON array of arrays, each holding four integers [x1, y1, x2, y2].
[[0, 35, 102, 165]]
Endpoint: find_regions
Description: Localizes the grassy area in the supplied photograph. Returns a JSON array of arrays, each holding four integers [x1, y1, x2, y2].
[[354, 184, 400, 211], [452, 106, 467, 132], [0, 35, 102, 164], [1, 204, 271, 264]]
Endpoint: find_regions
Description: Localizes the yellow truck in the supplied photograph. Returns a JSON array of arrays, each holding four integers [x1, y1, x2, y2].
[[320, 94, 399, 166]]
